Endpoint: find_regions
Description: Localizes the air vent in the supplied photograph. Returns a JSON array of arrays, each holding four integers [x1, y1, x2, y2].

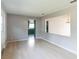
[[70, 0, 77, 3]]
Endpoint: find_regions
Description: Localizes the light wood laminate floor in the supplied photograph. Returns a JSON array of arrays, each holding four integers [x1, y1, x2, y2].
[[2, 39, 76, 59]]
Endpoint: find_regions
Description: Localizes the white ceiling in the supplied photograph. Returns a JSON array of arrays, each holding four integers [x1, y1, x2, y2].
[[2, 0, 74, 17]]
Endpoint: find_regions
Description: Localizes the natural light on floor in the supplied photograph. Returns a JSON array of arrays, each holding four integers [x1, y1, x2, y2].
[[28, 35, 35, 47]]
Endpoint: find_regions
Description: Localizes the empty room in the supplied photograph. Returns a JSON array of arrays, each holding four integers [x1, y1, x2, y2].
[[1, 0, 77, 59]]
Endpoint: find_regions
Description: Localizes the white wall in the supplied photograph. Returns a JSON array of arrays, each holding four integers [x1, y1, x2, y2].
[[7, 14, 41, 42], [1, 8, 7, 50], [45, 15, 70, 36], [36, 18, 43, 38], [40, 4, 77, 54], [7, 14, 28, 42]]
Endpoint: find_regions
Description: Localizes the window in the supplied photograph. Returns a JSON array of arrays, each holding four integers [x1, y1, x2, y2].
[[29, 20, 34, 29], [29, 24, 34, 29]]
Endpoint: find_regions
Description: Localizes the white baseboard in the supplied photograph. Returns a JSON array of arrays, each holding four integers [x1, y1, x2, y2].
[[7, 37, 39, 43], [7, 39, 28, 43], [40, 38, 77, 55]]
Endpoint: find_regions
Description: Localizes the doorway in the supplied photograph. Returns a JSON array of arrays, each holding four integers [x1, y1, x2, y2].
[[28, 19, 36, 37], [28, 19, 36, 47]]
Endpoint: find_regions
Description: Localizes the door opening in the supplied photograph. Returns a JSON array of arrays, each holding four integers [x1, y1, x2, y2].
[[28, 19, 36, 37]]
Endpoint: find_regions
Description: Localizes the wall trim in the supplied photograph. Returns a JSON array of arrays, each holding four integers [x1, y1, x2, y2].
[[7, 38, 28, 43], [7, 37, 39, 43]]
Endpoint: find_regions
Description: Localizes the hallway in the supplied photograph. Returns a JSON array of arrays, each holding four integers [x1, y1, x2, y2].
[[2, 39, 76, 59], [1, 0, 77, 59]]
